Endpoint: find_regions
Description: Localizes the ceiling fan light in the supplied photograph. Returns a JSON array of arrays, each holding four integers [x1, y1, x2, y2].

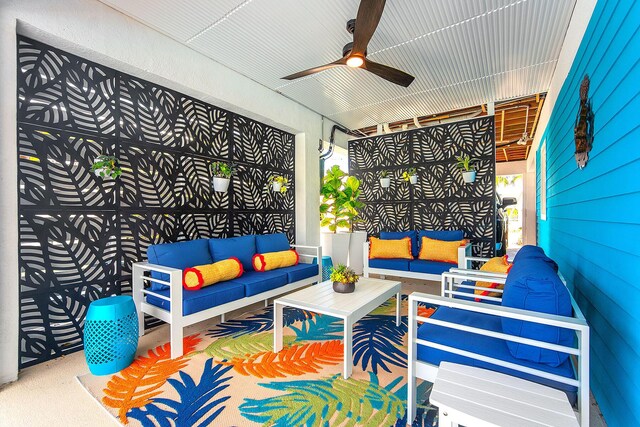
[[346, 56, 364, 68]]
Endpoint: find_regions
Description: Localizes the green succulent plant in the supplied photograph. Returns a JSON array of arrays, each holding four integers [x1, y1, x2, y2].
[[329, 264, 359, 284], [455, 154, 478, 172]]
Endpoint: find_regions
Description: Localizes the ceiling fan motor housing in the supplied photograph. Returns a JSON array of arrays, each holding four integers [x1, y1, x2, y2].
[[346, 18, 356, 34]]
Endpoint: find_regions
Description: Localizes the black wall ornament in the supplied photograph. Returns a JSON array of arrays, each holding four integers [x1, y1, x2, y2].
[[574, 74, 594, 169], [348, 117, 496, 259], [17, 36, 295, 368]]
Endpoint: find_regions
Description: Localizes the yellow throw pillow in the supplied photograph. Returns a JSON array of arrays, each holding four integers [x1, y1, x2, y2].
[[418, 236, 465, 264], [253, 249, 299, 272], [474, 255, 512, 300], [182, 257, 243, 291], [369, 236, 413, 259]]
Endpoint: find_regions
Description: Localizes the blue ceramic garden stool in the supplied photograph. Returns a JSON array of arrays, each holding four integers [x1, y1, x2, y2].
[[312, 255, 334, 281], [84, 295, 139, 375]]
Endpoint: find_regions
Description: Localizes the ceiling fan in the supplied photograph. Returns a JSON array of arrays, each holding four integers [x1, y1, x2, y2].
[[282, 0, 415, 87]]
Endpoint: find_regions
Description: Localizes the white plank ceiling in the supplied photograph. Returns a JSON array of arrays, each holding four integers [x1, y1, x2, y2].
[[99, 0, 576, 129]]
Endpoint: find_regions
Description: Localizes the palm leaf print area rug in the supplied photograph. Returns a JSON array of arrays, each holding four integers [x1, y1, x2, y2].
[[78, 296, 438, 426]]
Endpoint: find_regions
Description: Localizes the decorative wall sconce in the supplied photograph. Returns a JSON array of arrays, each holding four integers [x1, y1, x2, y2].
[[574, 74, 594, 169]]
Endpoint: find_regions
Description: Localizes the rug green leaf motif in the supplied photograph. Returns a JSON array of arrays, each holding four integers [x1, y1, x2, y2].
[[192, 331, 295, 360], [239, 372, 406, 427]]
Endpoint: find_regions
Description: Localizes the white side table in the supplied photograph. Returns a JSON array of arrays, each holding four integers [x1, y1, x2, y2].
[[274, 278, 401, 379], [430, 362, 579, 427]]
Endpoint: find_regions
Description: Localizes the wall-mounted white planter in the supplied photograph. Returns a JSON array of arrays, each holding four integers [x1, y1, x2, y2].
[[409, 175, 418, 185], [272, 182, 282, 192], [380, 177, 391, 188], [213, 177, 230, 192], [93, 167, 108, 177], [462, 171, 477, 183]]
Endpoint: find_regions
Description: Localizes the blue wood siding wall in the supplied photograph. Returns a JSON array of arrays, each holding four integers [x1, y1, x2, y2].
[[536, 1, 640, 425]]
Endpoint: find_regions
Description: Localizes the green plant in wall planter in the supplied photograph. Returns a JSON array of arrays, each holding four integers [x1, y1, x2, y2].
[[91, 155, 122, 179], [211, 161, 235, 192], [268, 175, 289, 194], [402, 167, 418, 184], [379, 170, 391, 188], [455, 154, 478, 183]]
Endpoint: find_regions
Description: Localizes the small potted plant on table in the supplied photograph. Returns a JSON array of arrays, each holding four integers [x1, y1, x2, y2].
[[330, 264, 358, 294], [268, 175, 289, 193], [402, 167, 418, 184], [91, 155, 122, 179], [211, 161, 234, 192], [455, 154, 478, 183], [379, 170, 391, 188]]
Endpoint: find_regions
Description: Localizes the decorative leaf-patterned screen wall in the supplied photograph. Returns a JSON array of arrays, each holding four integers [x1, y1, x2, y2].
[[348, 117, 495, 258], [17, 37, 295, 368]]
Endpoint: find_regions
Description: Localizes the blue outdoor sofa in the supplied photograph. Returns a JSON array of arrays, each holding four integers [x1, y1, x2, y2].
[[406, 245, 590, 426], [132, 233, 321, 358], [363, 230, 471, 282]]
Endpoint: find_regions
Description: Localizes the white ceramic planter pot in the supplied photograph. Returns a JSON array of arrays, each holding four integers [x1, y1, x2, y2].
[[272, 182, 282, 192], [320, 232, 351, 267], [347, 231, 368, 275], [380, 177, 391, 188], [213, 176, 230, 192], [409, 175, 418, 184], [94, 167, 108, 177], [462, 170, 477, 183]]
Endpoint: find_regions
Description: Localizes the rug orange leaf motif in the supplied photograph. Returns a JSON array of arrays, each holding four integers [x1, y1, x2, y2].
[[222, 339, 344, 378], [102, 334, 201, 423]]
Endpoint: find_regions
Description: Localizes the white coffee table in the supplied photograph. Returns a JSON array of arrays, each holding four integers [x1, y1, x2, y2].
[[273, 277, 401, 379], [430, 362, 579, 427]]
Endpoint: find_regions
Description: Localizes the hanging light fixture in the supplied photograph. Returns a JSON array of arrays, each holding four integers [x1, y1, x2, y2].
[[517, 106, 532, 145]]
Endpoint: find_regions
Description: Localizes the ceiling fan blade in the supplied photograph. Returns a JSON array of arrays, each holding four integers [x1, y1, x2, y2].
[[282, 57, 347, 80], [363, 59, 414, 87], [351, 0, 386, 56]]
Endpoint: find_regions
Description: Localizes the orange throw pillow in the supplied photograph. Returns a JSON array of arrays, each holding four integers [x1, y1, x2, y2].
[[369, 236, 413, 259], [474, 255, 513, 301], [183, 257, 243, 291], [253, 249, 299, 272], [418, 236, 465, 264]]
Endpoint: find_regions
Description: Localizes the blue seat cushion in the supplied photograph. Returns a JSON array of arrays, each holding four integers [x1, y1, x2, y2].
[[277, 263, 318, 283], [209, 235, 256, 272], [409, 260, 454, 275], [369, 258, 410, 271], [228, 270, 288, 297], [256, 233, 291, 254], [147, 239, 213, 291], [501, 258, 573, 367], [452, 281, 501, 305], [417, 307, 577, 404], [380, 231, 419, 258], [145, 282, 245, 315]]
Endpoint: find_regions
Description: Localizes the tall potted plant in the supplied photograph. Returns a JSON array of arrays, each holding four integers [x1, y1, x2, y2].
[[319, 166, 366, 271], [455, 154, 478, 183], [211, 161, 234, 192]]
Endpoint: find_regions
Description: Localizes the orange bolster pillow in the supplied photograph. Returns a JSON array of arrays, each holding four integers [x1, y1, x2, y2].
[[418, 236, 466, 264], [253, 249, 299, 272], [369, 236, 413, 259], [182, 257, 243, 291], [474, 255, 513, 301]]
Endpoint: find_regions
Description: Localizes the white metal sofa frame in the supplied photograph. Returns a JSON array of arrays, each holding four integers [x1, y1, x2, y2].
[[363, 241, 472, 282], [132, 244, 322, 359], [407, 267, 590, 426]]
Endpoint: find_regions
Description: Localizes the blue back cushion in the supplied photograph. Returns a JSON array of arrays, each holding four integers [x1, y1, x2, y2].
[[256, 233, 290, 254], [209, 235, 256, 272], [380, 231, 418, 257], [418, 229, 464, 242], [147, 239, 213, 291], [512, 245, 559, 271], [501, 257, 574, 367]]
